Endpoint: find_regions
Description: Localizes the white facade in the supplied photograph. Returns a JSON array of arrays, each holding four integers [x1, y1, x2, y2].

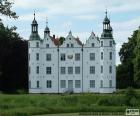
[[28, 12, 116, 93]]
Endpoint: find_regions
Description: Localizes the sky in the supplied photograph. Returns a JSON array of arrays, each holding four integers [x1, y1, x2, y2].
[[1, 0, 140, 65]]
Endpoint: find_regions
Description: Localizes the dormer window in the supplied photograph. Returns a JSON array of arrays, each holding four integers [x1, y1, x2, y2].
[[46, 44, 49, 48], [110, 41, 112, 47], [36, 42, 39, 48], [92, 43, 94, 47], [71, 44, 74, 47], [67, 44, 69, 47], [101, 41, 103, 47]]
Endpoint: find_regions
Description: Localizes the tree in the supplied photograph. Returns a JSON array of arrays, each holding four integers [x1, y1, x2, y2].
[[0, 22, 28, 93], [117, 28, 140, 88], [0, 0, 18, 20]]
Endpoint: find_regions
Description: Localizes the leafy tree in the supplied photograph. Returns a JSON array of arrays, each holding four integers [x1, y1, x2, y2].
[[0, 0, 18, 20], [59, 37, 65, 45], [0, 22, 28, 93]]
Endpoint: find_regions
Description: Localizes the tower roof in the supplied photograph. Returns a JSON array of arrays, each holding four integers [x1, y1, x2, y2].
[[32, 12, 37, 24], [103, 10, 110, 24]]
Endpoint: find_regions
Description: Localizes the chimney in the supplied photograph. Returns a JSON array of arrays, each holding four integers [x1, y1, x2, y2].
[[53, 34, 55, 39]]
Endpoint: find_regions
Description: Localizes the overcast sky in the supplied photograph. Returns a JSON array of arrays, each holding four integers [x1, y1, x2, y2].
[[1, 0, 140, 65]]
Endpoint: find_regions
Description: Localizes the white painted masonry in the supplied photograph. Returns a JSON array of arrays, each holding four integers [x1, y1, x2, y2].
[[28, 12, 116, 93]]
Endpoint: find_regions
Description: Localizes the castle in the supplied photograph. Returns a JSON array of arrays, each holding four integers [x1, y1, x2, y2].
[[28, 11, 116, 93]]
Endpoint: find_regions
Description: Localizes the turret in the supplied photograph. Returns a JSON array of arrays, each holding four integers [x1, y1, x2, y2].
[[44, 17, 50, 38], [29, 12, 41, 41]]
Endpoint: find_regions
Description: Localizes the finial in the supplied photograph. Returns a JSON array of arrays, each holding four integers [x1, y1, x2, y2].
[[69, 30, 72, 34], [46, 16, 48, 26], [34, 10, 36, 20], [105, 9, 107, 17]]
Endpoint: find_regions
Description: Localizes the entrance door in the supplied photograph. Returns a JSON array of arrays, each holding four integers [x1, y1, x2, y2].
[[68, 80, 73, 89]]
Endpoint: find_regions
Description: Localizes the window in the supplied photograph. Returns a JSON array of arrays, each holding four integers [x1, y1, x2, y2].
[[36, 53, 39, 61], [75, 53, 80, 61], [36, 66, 39, 74], [75, 67, 80, 74], [46, 80, 52, 88], [37, 81, 39, 88], [36, 42, 39, 48], [109, 80, 112, 87], [67, 44, 69, 47], [110, 52, 112, 60], [101, 52, 103, 60], [29, 66, 30, 74], [46, 54, 51, 61], [68, 67, 73, 74], [110, 41, 112, 47], [61, 67, 66, 74], [90, 53, 95, 61], [60, 80, 66, 88], [29, 81, 31, 88], [101, 41, 103, 47], [46, 67, 51, 74], [92, 43, 94, 47], [101, 65, 103, 73], [75, 80, 81, 88], [28, 43, 30, 47], [90, 66, 95, 74], [61, 54, 65, 61], [71, 44, 74, 47], [100, 80, 103, 88], [28, 54, 30, 61], [90, 80, 95, 88], [109, 66, 112, 73], [46, 44, 49, 48]]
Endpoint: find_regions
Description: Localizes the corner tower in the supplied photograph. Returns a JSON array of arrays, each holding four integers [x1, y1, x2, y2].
[[28, 13, 41, 93], [99, 11, 116, 93]]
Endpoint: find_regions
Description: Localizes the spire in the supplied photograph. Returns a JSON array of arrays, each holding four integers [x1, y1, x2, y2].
[[101, 10, 113, 39], [44, 16, 50, 37], [31, 12, 38, 33]]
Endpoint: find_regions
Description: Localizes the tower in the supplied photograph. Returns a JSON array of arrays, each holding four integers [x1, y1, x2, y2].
[[44, 17, 50, 38], [28, 13, 41, 93], [99, 11, 116, 93]]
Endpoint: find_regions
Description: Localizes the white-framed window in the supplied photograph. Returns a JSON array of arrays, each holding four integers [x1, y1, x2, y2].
[[75, 80, 81, 88], [68, 67, 73, 74], [101, 41, 103, 47], [75, 67, 80, 74], [71, 44, 74, 47], [36, 66, 39, 74], [37, 81, 39, 88], [101, 65, 103, 73], [61, 67, 66, 74], [46, 54, 51, 61], [29, 81, 31, 88], [46, 80, 52, 88], [75, 53, 80, 61], [100, 80, 103, 88], [46, 44, 49, 48], [36, 42, 39, 48], [28, 54, 30, 61], [109, 80, 112, 87], [61, 54, 65, 61], [109, 66, 112, 73], [110, 41, 112, 47], [36, 53, 39, 60], [28, 66, 30, 74], [110, 52, 112, 60], [46, 67, 51, 74], [90, 80, 95, 88], [60, 80, 66, 88], [90, 53, 95, 61], [92, 43, 94, 47], [90, 66, 95, 74], [67, 44, 69, 47], [101, 52, 103, 60]]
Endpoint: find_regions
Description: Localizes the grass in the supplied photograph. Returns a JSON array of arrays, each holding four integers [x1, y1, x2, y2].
[[0, 89, 140, 116]]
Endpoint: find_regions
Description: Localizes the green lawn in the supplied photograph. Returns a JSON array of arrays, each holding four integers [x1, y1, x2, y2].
[[0, 89, 140, 116]]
